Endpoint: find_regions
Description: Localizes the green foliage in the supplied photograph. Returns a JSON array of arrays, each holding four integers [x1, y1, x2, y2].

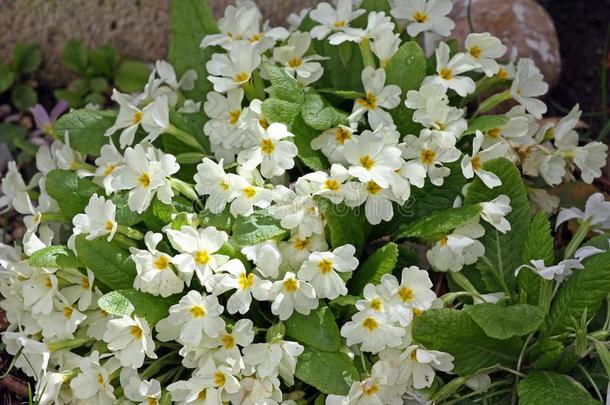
[[518, 212, 555, 304], [517, 371, 599, 405], [316, 197, 368, 254], [11, 84, 37, 110], [395, 204, 482, 242], [464, 303, 545, 339], [464, 115, 510, 136], [45, 169, 104, 219], [28, 245, 82, 269], [98, 289, 177, 325], [300, 93, 348, 130], [63, 39, 89, 74], [291, 116, 330, 171], [55, 109, 117, 156], [295, 347, 360, 395], [0, 63, 15, 94], [114, 60, 151, 93], [262, 62, 305, 104], [0, 123, 38, 160], [199, 208, 234, 232], [262, 98, 301, 128], [13, 43, 42, 75], [231, 210, 289, 246], [285, 305, 342, 351], [349, 242, 398, 295]]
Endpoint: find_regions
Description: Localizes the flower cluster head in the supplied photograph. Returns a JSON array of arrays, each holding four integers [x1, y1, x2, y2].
[[0, 0, 608, 404]]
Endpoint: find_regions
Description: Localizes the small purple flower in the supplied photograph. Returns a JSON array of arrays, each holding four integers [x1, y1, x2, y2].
[[29, 100, 68, 145]]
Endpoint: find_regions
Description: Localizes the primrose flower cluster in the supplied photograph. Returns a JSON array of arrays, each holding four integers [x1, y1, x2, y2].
[[0, 0, 608, 404]]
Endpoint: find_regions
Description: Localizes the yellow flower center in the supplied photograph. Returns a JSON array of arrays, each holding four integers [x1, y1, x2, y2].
[[243, 186, 256, 199], [357, 92, 377, 110], [362, 382, 380, 396], [104, 220, 114, 232], [323, 179, 340, 191], [440, 68, 453, 80], [220, 334, 235, 349], [398, 286, 414, 303], [261, 138, 275, 155], [238, 272, 255, 290], [63, 306, 73, 318], [153, 255, 170, 270], [195, 250, 210, 265], [439, 236, 448, 246], [318, 258, 334, 274], [219, 180, 230, 191], [190, 305, 206, 318], [283, 278, 299, 292], [130, 325, 144, 340], [366, 181, 382, 195], [359, 155, 375, 169], [487, 127, 500, 139], [138, 172, 151, 188], [333, 20, 347, 28], [497, 68, 508, 80], [410, 350, 418, 361], [249, 33, 262, 43], [259, 118, 270, 129], [229, 110, 241, 125], [471, 155, 482, 171], [235, 72, 250, 83], [97, 372, 105, 385], [335, 127, 352, 144], [103, 163, 116, 177], [198, 390, 207, 400], [288, 57, 303, 68], [293, 237, 311, 250], [44, 276, 53, 289], [147, 398, 159, 405], [362, 317, 379, 331], [469, 45, 482, 59], [214, 371, 226, 387], [420, 148, 436, 164], [412, 11, 428, 23], [370, 298, 383, 311], [133, 111, 143, 124], [81, 276, 90, 289]]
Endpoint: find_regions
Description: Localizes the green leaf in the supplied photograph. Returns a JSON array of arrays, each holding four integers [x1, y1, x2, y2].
[[231, 210, 288, 246], [544, 250, 610, 336], [114, 60, 151, 93], [13, 43, 42, 75], [395, 205, 482, 241], [98, 289, 177, 325], [291, 116, 330, 171], [316, 197, 367, 254], [89, 45, 118, 78], [463, 158, 530, 292], [54, 89, 84, 109], [412, 308, 521, 375], [262, 62, 304, 103], [349, 242, 398, 295], [75, 235, 137, 291], [0, 63, 15, 94], [11, 84, 37, 110], [300, 93, 348, 131], [168, 0, 218, 102], [111, 193, 143, 227], [90, 77, 109, 93], [199, 208, 234, 232], [517, 371, 599, 405], [318, 41, 364, 92], [261, 98, 301, 128], [529, 339, 565, 370], [518, 212, 554, 304], [63, 40, 88, 74], [295, 346, 360, 395], [55, 109, 117, 156], [464, 115, 510, 136], [285, 305, 342, 352], [317, 89, 365, 99], [0, 123, 38, 157], [142, 197, 176, 231], [29, 246, 82, 268], [45, 170, 104, 219], [464, 303, 545, 339]]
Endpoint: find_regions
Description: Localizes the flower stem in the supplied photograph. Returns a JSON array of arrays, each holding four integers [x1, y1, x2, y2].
[[359, 38, 376, 68], [176, 152, 206, 164], [169, 178, 200, 202], [472, 90, 512, 117], [564, 220, 591, 259], [167, 124, 206, 153], [537, 279, 554, 314], [41, 212, 68, 224], [116, 224, 144, 240], [47, 338, 93, 352], [449, 272, 485, 302]]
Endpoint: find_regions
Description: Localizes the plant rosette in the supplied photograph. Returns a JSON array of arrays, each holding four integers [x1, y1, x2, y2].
[[1, 0, 609, 404]]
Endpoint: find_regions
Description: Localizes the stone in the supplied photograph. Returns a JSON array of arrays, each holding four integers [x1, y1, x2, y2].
[[450, 0, 561, 87]]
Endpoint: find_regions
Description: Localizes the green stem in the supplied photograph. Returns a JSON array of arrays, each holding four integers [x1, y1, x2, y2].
[[167, 124, 205, 153], [537, 279, 554, 314], [141, 351, 180, 380], [175, 152, 206, 164], [116, 224, 144, 240], [47, 338, 93, 352], [449, 272, 485, 302], [112, 233, 138, 249], [563, 220, 591, 259], [473, 90, 512, 117], [359, 38, 376, 68], [242, 80, 260, 102], [169, 178, 200, 202], [41, 212, 68, 224]]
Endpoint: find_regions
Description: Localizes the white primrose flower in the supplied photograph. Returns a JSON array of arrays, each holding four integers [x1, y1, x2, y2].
[[60, 269, 96, 312], [345, 179, 396, 225], [22, 269, 59, 315], [273, 32, 326, 86], [356, 283, 389, 315], [424, 42, 476, 97], [481, 114, 531, 149], [242, 240, 283, 279], [205, 318, 255, 372], [197, 358, 242, 401], [463, 33, 507, 77], [515, 258, 584, 283], [461, 131, 508, 188], [341, 310, 405, 353], [270, 272, 319, 320], [34, 371, 68, 405], [121, 368, 163, 405], [194, 157, 238, 214], [69, 193, 117, 250], [327, 360, 400, 405], [349, 67, 402, 129], [213, 258, 272, 314], [156, 59, 197, 93], [103, 315, 157, 368], [479, 195, 512, 233], [279, 232, 329, 271], [298, 164, 358, 205], [329, 11, 395, 45], [228, 172, 274, 217], [69, 351, 120, 404], [297, 244, 359, 299], [166, 374, 221, 405], [399, 345, 454, 389], [555, 192, 610, 232], [268, 188, 324, 238], [405, 83, 449, 122], [310, 125, 356, 165], [510, 58, 548, 119], [243, 339, 304, 384], [112, 144, 180, 214], [37, 299, 87, 339], [2, 332, 50, 378], [238, 122, 298, 179], [309, 0, 366, 40], [207, 42, 262, 92], [391, 0, 455, 37], [131, 232, 184, 297], [94, 142, 125, 195], [426, 218, 485, 272], [165, 225, 230, 287], [371, 30, 401, 68], [0, 161, 31, 212]]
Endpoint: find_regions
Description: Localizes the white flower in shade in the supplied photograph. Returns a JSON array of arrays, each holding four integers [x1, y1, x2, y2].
[[0, 161, 29, 212], [207, 42, 262, 92], [329, 11, 395, 45], [405, 83, 449, 121], [399, 345, 454, 389], [299, 164, 358, 205], [34, 371, 67, 405], [131, 232, 184, 297], [481, 115, 531, 149], [103, 315, 157, 368], [515, 259, 584, 283], [38, 300, 87, 339], [243, 339, 304, 384], [69, 194, 117, 249], [22, 270, 59, 315], [309, 0, 365, 40], [371, 30, 401, 68], [391, 0, 455, 37], [268, 190, 324, 239], [139, 95, 171, 144], [424, 42, 475, 97], [228, 175, 274, 217], [400, 130, 461, 186], [103, 89, 143, 147], [356, 283, 389, 315], [479, 195, 512, 233], [341, 311, 405, 353], [527, 187, 560, 215], [166, 375, 220, 405], [270, 272, 319, 320], [346, 180, 395, 225], [2, 333, 50, 378], [194, 158, 238, 214], [242, 241, 283, 279], [197, 358, 242, 400], [156, 60, 197, 92], [238, 122, 298, 179], [463, 33, 507, 76], [378, 266, 436, 325], [327, 360, 399, 405], [61, 269, 96, 312], [343, 129, 402, 189], [461, 131, 508, 188], [69, 351, 119, 404], [94, 142, 124, 195], [427, 218, 485, 272], [555, 193, 610, 232], [310, 125, 356, 164], [297, 245, 359, 299], [349, 67, 401, 129], [121, 368, 163, 405], [112, 144, 180, 214], [165, 225, 230, 286], [214, 258, 272, 314], [279, 233, 329, 271], [510, 58, 548, 119], [162, 290, 226, 345], [273, 32, 326, 86]]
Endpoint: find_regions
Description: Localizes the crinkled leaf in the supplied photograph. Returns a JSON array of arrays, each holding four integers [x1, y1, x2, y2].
[[395, 204, 482, 242], [292, 115, 329, 171], [529, 339, 565, 370], [350, 242, 398, 295], [231, 209, 288, 246], [295, 346, 360, 395], [111, 193, 143, 227], [262, 62, 304, 104], [262, 98, 301, 128], [199, 208, 234, 232], [412, 308, 521, 375], [55, 109, 117, 157], [45, 169, 104, 219], [285, 305, 342, 352], [464, 303, 545, 339], [142, 197, 177, 231], [517, 371, 599, 405], [75, 235, 136, 291], [29, 246, 82, 269], [518, 212, 554, 304], [464, 115, 510, 136], [316, 197, 367, 254], [98, 289, 177, 325], [300, 93, 348, 131]]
